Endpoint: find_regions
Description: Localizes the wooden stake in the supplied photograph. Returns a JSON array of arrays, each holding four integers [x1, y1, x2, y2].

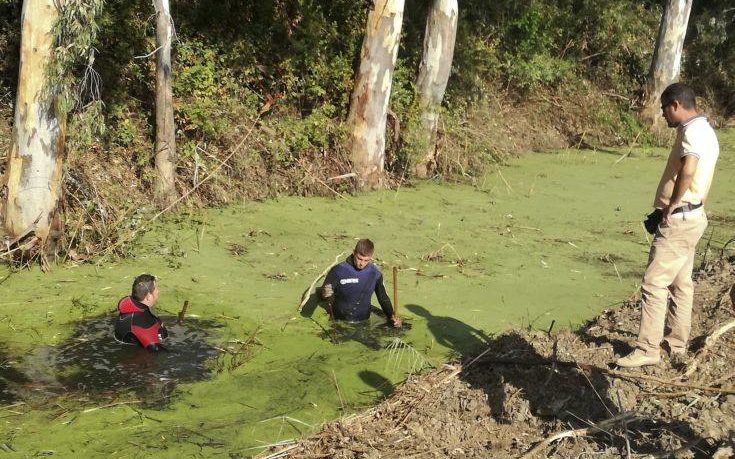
[[392, 266, 399, 316], [178, 300, 189, 325]]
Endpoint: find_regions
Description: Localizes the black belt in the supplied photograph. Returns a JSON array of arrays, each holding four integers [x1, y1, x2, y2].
[[672, 202, 702, 214]]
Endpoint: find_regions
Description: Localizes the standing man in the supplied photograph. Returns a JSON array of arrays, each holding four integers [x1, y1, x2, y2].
[[617, 83, 719, 368], [321, 239, 402, 328]]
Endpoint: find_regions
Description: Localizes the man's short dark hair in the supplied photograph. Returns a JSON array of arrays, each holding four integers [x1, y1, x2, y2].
[[661, 83, 697, 110], [354, 239, 374, 256], [132, 274, 157, 301]]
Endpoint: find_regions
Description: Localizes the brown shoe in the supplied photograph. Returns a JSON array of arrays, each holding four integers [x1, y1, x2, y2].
[[615, 349, 661, 368]]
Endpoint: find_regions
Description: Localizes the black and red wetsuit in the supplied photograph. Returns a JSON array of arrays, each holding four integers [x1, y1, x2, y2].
[[114, 296, 168, 351]]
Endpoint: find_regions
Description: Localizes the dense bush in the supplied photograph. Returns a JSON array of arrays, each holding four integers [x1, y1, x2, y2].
[[684, 0, 735, 116]]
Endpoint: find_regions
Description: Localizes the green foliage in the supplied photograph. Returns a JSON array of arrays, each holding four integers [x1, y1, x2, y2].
[[505, 53, 573, 90], [685, 0, 735, 115], [2, 0, 731, 216], [49, 0, 105, 114], [65, 100, 105, 161]]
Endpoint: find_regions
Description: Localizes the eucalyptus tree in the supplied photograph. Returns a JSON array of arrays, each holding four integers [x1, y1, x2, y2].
[[4, 0, 102, 246], [640, 0, 694, 129], [153, 0, 179, 206], [347, 0, 406, 188], [414, 0, 458, 178]]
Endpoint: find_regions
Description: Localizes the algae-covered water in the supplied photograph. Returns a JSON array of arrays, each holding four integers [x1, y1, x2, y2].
[[1, 131, 734, 457]]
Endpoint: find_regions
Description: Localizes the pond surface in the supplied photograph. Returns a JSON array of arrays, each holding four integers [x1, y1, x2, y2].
[[1, 131, 734, 457]]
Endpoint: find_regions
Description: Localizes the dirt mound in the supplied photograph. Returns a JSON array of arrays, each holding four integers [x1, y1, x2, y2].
[[261, 262, 735, 458]]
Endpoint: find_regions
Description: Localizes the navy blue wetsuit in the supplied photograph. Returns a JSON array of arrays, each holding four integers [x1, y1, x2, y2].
[[323, 256, 394, 322]]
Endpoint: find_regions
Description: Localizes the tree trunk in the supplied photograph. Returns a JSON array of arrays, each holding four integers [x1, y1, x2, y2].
[[3, 0, 66, 244], [640, 0, 693, 130], [154, 0, 179, 206], [347, 0, 406, 189], [414, 0, 458, 178]]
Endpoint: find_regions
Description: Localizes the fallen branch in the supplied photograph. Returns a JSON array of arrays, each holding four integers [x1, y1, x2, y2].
[[681, 319, 735, 379], [297, 252, 345, 312], [327, 172, 357, 181], [520, 412, 637, 459]]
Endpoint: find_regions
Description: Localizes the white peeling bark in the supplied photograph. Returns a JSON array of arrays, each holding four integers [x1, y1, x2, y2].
[[347, 0, 406, 189], [3, 0, 65, 243], [154, 0, 179, 206], [640, 0, 693, 129], [414, 0, 458, 178]]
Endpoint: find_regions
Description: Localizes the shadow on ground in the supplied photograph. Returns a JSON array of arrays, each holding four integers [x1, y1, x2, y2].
[[0, 347, 29, 404], [409, 302, 717, 457]]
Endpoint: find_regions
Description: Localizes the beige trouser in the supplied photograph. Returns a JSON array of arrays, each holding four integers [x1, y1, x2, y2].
[[636, 208, 708, 356]]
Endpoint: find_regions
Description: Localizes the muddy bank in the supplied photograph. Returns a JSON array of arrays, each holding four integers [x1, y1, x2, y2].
[[269, 261, 735, 459]]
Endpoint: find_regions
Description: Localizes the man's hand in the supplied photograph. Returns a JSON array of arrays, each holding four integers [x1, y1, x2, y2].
[[390, 316, 402, 328], [663, 203, 677, 226], [321, 284, 333, 299]]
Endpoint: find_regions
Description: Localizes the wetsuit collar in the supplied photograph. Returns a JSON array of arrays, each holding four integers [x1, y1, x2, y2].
[[131, 296, 151, 310]]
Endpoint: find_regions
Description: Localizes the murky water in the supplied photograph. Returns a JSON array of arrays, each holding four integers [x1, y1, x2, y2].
[[6, 316, 220, 407]]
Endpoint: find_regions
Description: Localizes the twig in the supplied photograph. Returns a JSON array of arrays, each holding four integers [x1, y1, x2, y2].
[[520, 412, 636, 458], [259, 444, 298, 459], [331, 370, 345, 411], [0, 213, 44, 258], [82, 400, 142, 413], [577, 362, 613, 416], [327, 172, 357, 181], [612, 260, 622, 283], [698, 226, 716, 270], [313, 174, 348, 200], [617, 391, 632, 459], [647, 437, 704, 458], [680, 319, 735, 379], [496, 167, 513, 194], [392, 266, 399, 317], [298, 252, 346, 311], [614, 130, 643, 165]]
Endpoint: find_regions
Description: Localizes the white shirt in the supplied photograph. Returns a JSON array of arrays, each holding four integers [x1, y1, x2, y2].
[[654, 115, 719, 208]]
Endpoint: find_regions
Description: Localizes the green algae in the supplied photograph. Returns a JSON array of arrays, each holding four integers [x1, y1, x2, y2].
[[1, 130, 734, 457]]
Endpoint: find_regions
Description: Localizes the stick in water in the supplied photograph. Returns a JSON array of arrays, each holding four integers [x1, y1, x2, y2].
[[178, 300, 189, 325], [393, 266, 399, 316]]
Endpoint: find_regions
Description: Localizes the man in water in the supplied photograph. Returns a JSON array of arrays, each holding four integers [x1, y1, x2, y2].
[[321, 239, 402, 328], [616, 83, 719, 368], [114, 274, 168, 351]]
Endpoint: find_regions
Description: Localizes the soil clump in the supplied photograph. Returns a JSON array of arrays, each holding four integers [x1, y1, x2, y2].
[[264, 261, 735, 458]]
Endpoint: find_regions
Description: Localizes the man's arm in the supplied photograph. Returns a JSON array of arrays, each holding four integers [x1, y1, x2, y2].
[[321, 268, 338, 319], [375, 273, 401, 327], [321, 268, 337, 299], [664, 154, 699, 224]]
